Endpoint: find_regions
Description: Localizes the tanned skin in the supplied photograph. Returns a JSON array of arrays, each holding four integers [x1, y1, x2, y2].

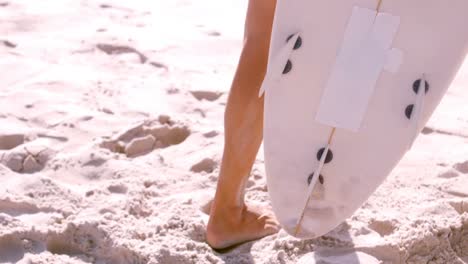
[[206, 0, 279, 250]]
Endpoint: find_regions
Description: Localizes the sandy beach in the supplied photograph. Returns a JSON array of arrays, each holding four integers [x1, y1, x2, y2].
[[1, 0, 467, 263]]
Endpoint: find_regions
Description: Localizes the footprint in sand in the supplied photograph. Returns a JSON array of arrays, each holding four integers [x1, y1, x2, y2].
[[0, 133, 25, 150], [149, 61, 168, 70], [44, 222, 148, 263], [205, 30, 221, 37], [0, 144, 55, 174], [193, 108, 206, 118], [100, 115, 190, 157], [96, 43, 166, 70], [368, 219, 398, 237], [166, 86, 179, 95], [190, 158, 217, 173], [107, 183, 128, 194], [438, 168, 460, 179], [2, 40, 16, 48], [96, 43, 148, 64], [0, 199, 56, 217], [0, 205, 147, 262], [99, 3, 112, 8], [190, 90, 223, 101], [453, 160, 468, 174], [422, 126, 468, 138], [203, 130, 219, 138]]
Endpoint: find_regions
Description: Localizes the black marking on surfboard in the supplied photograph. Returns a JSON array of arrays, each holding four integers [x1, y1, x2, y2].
[[294, 37, 302, 50], [405, 104, 414, 119], [283, 60, 292, 74], [286, 34, 302, 50], [412, 79, 429, 94], [317, 148, 333, 163], [307, 173, 324, 185]]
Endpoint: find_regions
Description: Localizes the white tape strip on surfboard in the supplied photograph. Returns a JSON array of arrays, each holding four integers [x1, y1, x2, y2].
[[258, 33, 300, 97], [315, 7, 402, 132]]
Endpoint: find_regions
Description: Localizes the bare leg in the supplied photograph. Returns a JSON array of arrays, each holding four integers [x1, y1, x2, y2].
[[206, 0, 278, 249]]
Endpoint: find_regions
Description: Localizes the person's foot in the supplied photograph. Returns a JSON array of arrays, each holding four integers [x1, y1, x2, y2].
[[206, 202, 280, 249]]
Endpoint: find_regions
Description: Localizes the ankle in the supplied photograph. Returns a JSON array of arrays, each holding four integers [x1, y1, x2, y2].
[[210, 201, 244, 217], [211, 192, 245, 210]]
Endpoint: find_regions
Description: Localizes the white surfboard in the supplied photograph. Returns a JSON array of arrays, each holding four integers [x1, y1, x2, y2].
[[261, 0, 468, 238]]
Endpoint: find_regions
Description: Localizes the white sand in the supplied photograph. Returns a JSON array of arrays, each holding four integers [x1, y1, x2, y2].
[[1, 0, 467, 263]]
